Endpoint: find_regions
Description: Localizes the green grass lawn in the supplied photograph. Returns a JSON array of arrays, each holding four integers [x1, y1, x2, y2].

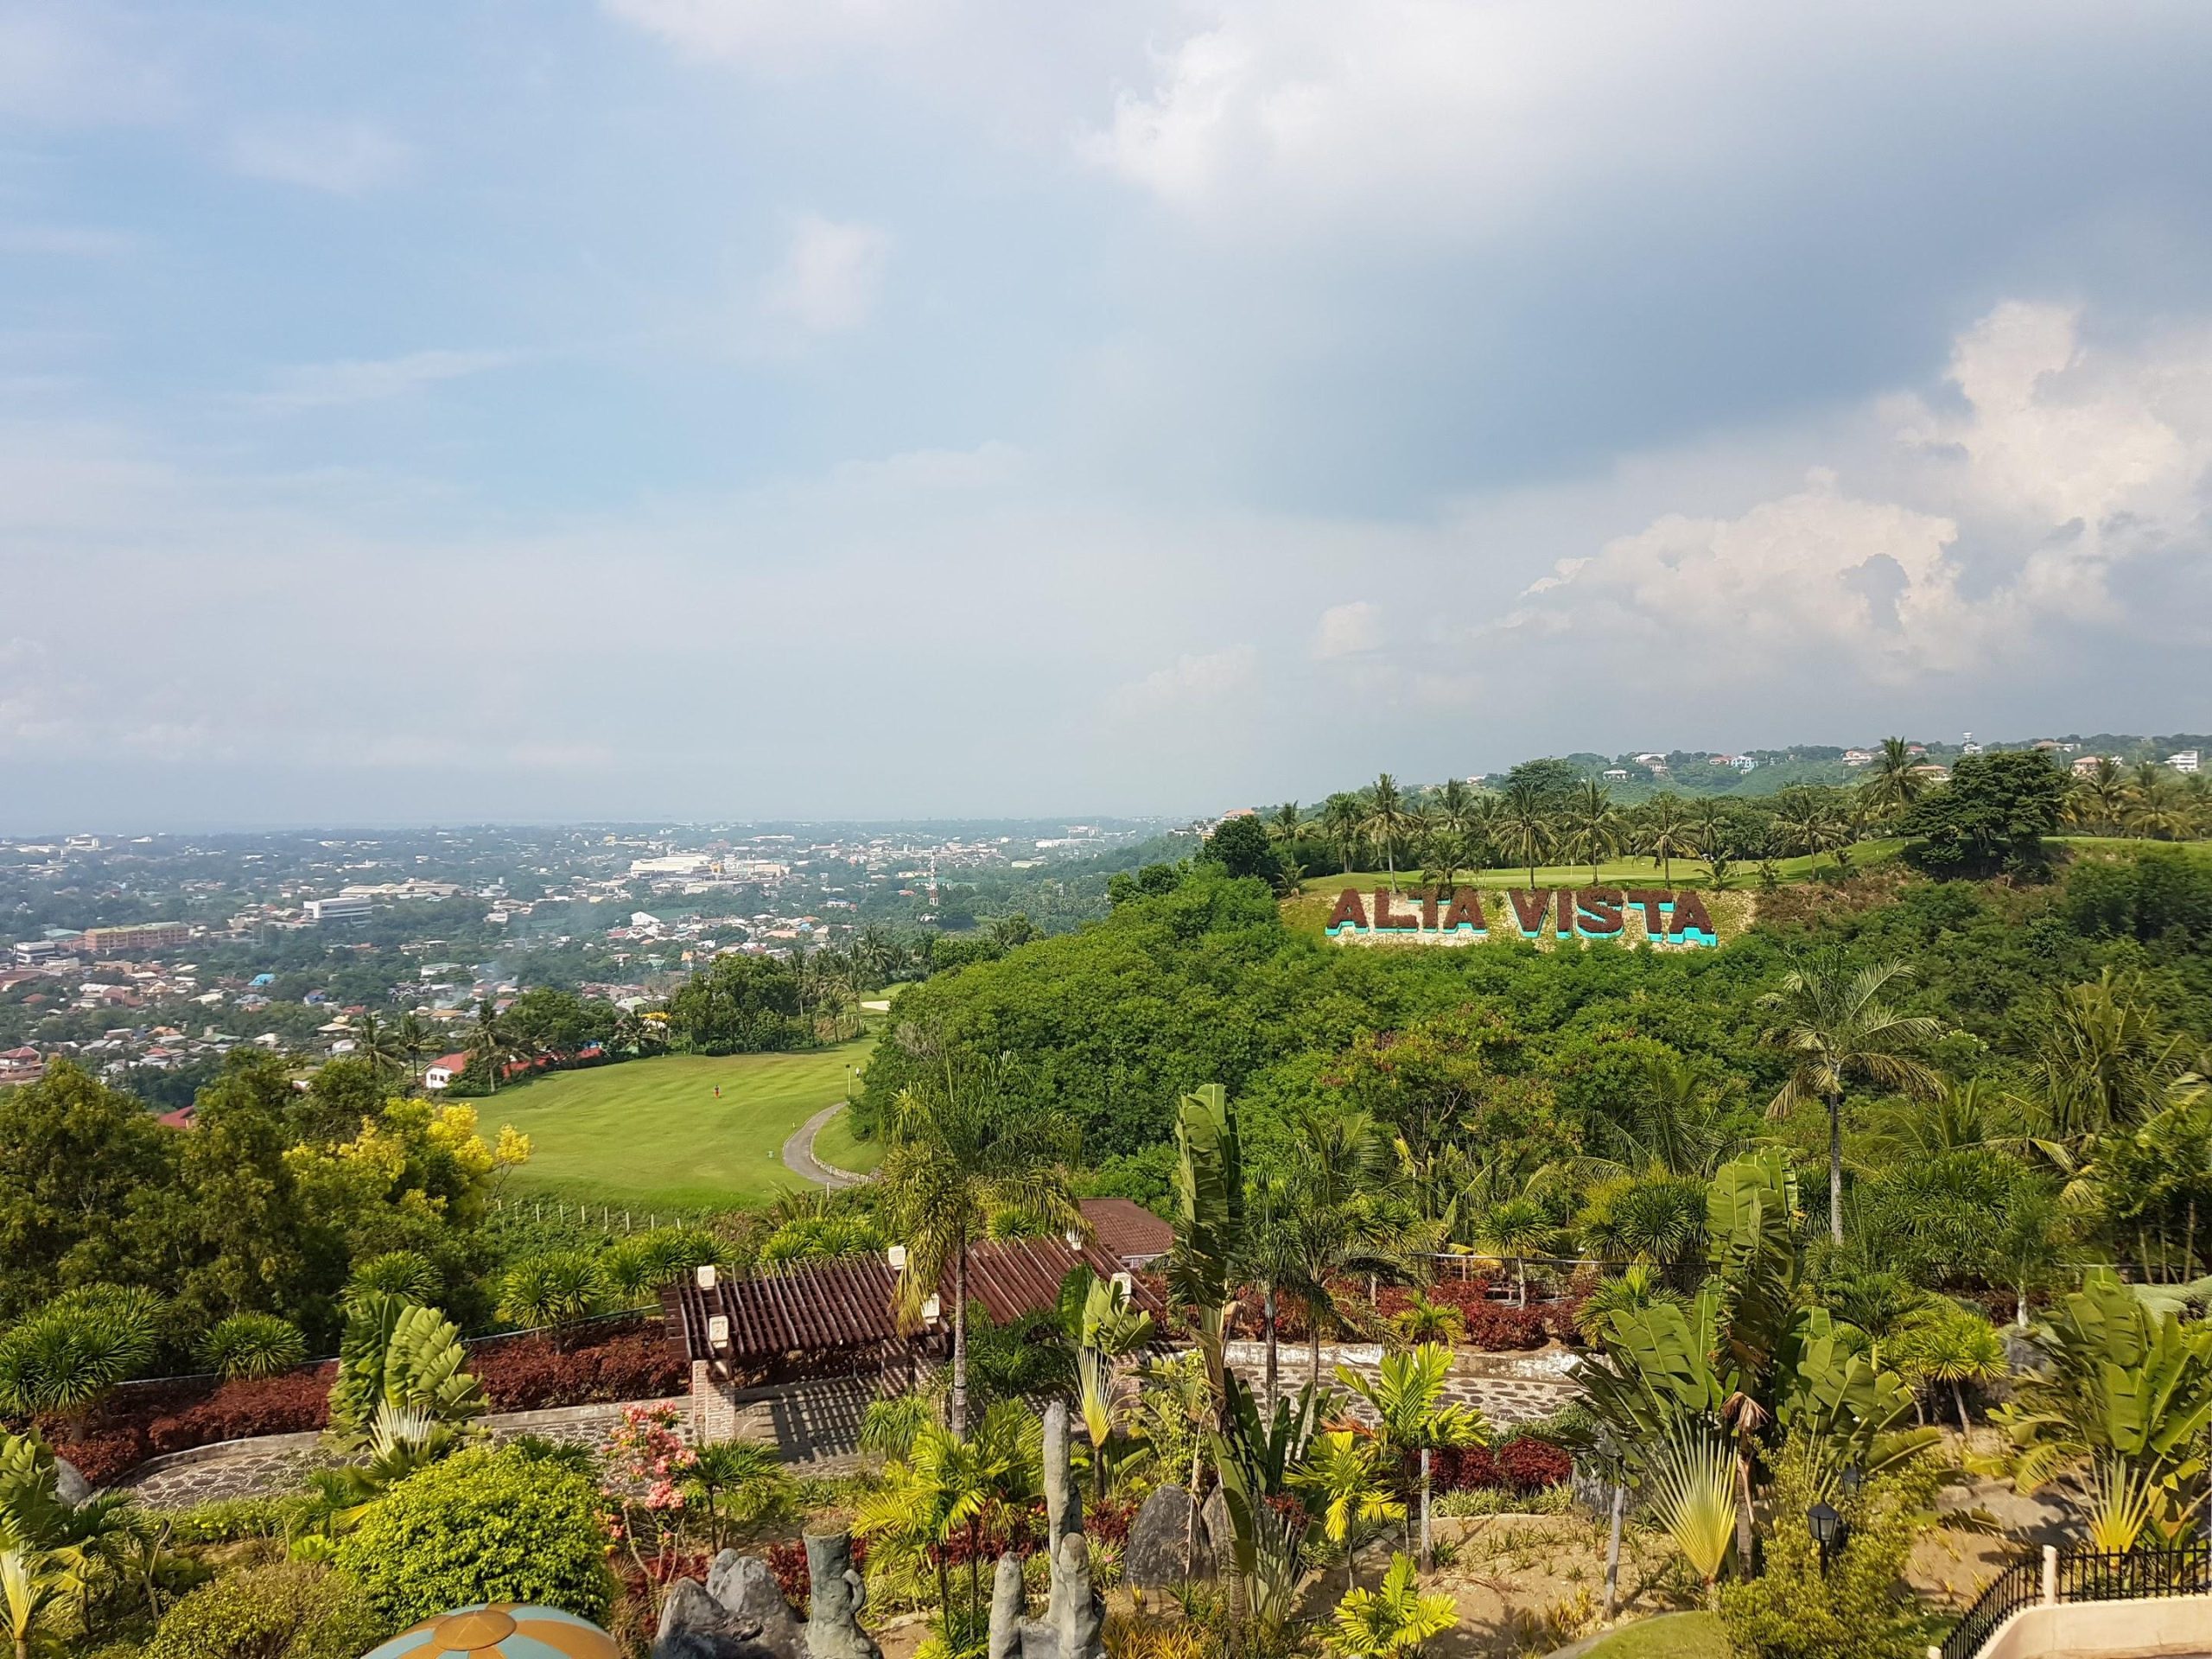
[[1319, 839, 1907, 893], [493, 1042, 873, 1211], [1580, 1611, 1727, 1658], [808, 1103, 885, 1176]]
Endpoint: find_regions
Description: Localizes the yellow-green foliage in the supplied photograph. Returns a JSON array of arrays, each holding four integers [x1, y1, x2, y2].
[[144, 1563, 386, 1659]]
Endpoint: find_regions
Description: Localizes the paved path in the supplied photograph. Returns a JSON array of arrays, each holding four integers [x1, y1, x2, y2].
[[783, 1102, 870, 1190]]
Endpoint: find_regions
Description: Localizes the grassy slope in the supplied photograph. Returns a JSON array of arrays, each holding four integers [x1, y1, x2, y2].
[[1308, 841, 1908, 894], [1581, 1612, 1729, 1657], [808, 1103, 886, 1175], [495, 1041, 872, 1211]]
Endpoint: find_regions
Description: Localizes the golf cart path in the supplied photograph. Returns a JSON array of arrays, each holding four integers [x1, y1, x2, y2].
[[784, 1102, 870, 1190]]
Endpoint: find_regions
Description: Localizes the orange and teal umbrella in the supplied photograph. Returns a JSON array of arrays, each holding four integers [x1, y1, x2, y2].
[[363, 1605, 620, 1659]]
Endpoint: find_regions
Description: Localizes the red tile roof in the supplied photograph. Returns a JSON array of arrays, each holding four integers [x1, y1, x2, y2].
[[1079, 1197, 1174, 1265], [663, 1233, 1161, 1364]]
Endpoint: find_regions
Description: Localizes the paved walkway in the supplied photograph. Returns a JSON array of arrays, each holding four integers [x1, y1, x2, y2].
[[782, 1102, 870, 1190]]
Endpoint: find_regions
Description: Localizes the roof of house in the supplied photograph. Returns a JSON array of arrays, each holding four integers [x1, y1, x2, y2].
[[1078, 1196, 1174, 1264], [428, 1052, 469, 1072], [662, 1233, 1162, 1365]]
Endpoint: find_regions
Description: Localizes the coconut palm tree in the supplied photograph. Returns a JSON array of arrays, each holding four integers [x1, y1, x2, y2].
[[1495, 779, 1554, 890], [1562, 779, 1622, 883], [352, 1011, 409, 1092], [879, 1056, 1080, 1437], [467, 999, 517, 1091], [1477, 1198, 1553, 1306], [1638, 792, 1694, 885], [392, 1012, 436, 1090], [1281, 1107, 1420, 1377], [1268, 801, 1302, 847], [1861, 736, 1926, 823], [1361, 774, 1412, 893], [1321, 793, 1367, 876], [1758, 955, 1947, 1244], [2065, 757, 2128, 835], [1335, 1343, 1490, 1567]]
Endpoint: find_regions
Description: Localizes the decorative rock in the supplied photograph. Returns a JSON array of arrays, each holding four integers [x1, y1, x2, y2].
[[704, 1551, 806, 1659], [1041, 1402, 1079, 1560], [987, 1554, 1026, 1659], [53, 1457, 90, 1507], [654, 1579, 781, 1659], [1049, 1532, 1103, 1659], [802, 1533, 880, 1659], [1124, 1486, 1212, 1587]]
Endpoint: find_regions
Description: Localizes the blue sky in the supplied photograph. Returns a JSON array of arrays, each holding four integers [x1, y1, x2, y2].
[[3, 0, 2211, 827]]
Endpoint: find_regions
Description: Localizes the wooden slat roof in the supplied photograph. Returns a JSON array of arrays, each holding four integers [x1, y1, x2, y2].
[[664, 1235, 1163, 1364]]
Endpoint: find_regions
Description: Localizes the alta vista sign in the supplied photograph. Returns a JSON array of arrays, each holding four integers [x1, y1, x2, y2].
[[1325, 886, 1719, 948]]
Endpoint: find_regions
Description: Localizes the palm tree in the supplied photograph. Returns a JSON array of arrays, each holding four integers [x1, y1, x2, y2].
[[392, 1012, 435, 1090], [0, 1520, 59, 1659], [1268, 802, 1302, 847], [1294, 1429, 1403, 1595], [1477, 1198, 1552, 1306], [1281, 1106, 1418, 1378], [1758, 955, 1946, 1244], [1335, 1343, 1489, 1567], [1563, 779, 1621, 883], [1321, 793, 1367, 876], [1071, 1269, 1154, 1498], [1361, 774, 1411, 893], [879, 1057, 1080, 1437], [1326, 1552, 1456, 1659], [2065, 756, 2128, 835], [467, 999, 516, 1091], [1638, 792, 1694, 885], [1861, 737, 1926, 823], [1495, 779, 1554, 890], [1894, 1306, 2007, 1433], [1772, 787, 1847, 870], [352, 1011, 409, 1092], [680, 1439, 793, 1549], [854, 1399, 1040, 1626], [498, 1251, 608, 1347]]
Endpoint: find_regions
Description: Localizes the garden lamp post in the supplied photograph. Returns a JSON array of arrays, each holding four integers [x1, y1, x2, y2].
[[1807, 1500, 1841, 1574]]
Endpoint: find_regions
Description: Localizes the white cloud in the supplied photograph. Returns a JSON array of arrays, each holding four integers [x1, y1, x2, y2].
[[0, 223, 141, 257], [0, 4, 178, 127], [1311, 600, 1382, 660], [1105, 645, 1259, 721], [1508, 301, 2212, 681], [252, 350, 514, 411], [602, 0, 952, 64], [762, 215, 892, 336], [226, 120, 411, 194]]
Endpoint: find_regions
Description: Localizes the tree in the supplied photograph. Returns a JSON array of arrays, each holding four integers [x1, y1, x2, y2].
[[327, 1293, 486, 1451], [0, 1287, 161, 1440], [1637, 793, 1694, 886], [351, 1012, 409, 1093], [0, 1063, 176, 1319], [1893, 1304, 2006, 1433], [1860, 736, 1927, 823], [1495, 779, 1554, 890], [2066, 756, 2129, 835], [1320, 794, 1367, 876], [1361, 775, 1412, 892], [1295, 1430, 1402, 1595], [1899, 749, 2068, 874], [679, 1439, 793, 1550], [1562, 779, 1622, 883], [853, 1399, 1039, 1626], [1268, 802, 1302, 846], [1204, 816, 1284, 887], [1758, 956, 1945, 1245], [879, 1058, 1079, 1437], [467, 999, 518, 1090], [392, 1013, 437, 1090], [498, 1252, 609, 1345], [1335, 1344, 1489, 1567], [1477, 1198, 1551, 1307]]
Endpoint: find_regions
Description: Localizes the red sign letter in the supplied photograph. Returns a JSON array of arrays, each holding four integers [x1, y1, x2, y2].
[[1326, 889, 1368, 932]]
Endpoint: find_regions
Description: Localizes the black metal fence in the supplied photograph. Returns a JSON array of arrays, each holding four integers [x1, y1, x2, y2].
[[1939, 1544, 2212, 1659]]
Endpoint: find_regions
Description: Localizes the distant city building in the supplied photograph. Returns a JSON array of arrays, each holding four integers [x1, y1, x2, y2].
[[306, 895, 372, 925], [630, 855, 715, 879], [1842, 748, 1874, 767], [2170, 750, 2201, 774], [1602, 767, 1629, 781], [78, 922, 189, 955]]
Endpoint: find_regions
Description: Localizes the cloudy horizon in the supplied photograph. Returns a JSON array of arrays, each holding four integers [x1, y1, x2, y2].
[[2, 1, 2209, 830]]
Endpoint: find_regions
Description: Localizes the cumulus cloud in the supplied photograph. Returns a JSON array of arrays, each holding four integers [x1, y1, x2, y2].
[[1506, 302, 2212, 683], [762, 214, 891, 336], [1312, 600, 1382, 660], [227, 119, 411, 194]]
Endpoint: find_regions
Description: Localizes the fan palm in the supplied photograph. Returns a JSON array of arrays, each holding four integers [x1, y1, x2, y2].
[[853, 1400, 1040, 1624], [879, 1055, 1080, 1436], [1643, 1424, 1738, 1606], [1758, 954, 1946, 1244]]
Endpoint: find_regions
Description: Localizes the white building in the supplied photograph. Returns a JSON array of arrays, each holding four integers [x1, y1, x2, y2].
[[423, 1052, 468, 1090], [306, 895, 372, 925], [1842, 748, 1874, 766], [2171, 750, 2201, 775]]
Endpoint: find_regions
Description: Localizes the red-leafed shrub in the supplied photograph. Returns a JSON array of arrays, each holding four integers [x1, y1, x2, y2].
[[475, 1335, 686, 1412], [1459, 1304, 1548, 1351], [60, 1431, 146, 1486], [767, 1537, 872, 1614], [1494, 1436, 1573, 1491], [146, 1371, 329, 1453], [1431, 1435, 1571, 1494], [1084, 1499, 1137, 1547]]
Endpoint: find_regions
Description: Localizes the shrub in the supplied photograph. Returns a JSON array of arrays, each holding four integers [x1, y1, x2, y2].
[[144, 1562, 386, 1659], [198, 1314, 308, 1381], [347, 1251, 442, 1304], [1459, 1305, 1548, 1351], [1429, 1435, 1571, 1495], [332, 1444, 615, 1624], [167, 1493, 317, 1546], [147, 1371, 330, 1454], [474, 1334, 686, 1412], [499, 1252, 611, 1334]]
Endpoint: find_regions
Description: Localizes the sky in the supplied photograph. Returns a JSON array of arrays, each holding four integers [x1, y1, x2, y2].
[[3, 1, 2211, 829]]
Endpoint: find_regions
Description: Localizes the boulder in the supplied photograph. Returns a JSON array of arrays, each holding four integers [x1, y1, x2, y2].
[[52, 1457, 90, 1507], [1124, 1485, 1211, 1587], [704, 1551, 805, 1659], [653, 1579, 782, 1659]]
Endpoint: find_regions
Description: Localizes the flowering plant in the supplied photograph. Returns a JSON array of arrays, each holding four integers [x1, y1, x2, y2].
[[605, 1402, 699, 1599]]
